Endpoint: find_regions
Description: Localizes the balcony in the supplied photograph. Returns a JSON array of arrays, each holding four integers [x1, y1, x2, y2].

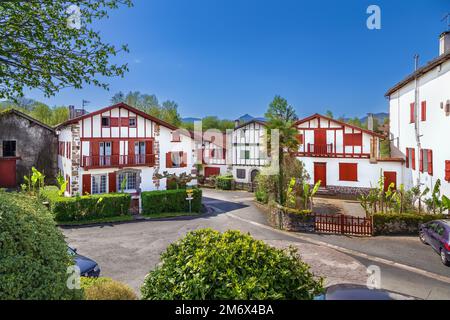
[[82, 154, 155, 169], [307, 144, 333, 155]]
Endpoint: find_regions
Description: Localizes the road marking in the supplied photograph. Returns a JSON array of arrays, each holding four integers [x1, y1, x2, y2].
[[218, 209, 450, 285]]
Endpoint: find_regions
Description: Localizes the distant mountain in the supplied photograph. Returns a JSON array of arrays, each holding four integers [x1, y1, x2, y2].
[[181, 117, 201, 123], [236, 114, 266, 123], [360, 112, 389, 124]]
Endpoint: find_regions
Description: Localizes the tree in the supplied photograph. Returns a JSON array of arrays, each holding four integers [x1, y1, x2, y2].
[[30, 103, 53, 125], [161, 100, 181, 126], [52, 106, 70, 125], [265, 95, 299, 205], [0, 0, 132, 100], [325, 110, 334, 119]]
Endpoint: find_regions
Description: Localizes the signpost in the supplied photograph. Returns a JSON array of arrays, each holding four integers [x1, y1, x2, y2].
[[186, 189, 194, 214]]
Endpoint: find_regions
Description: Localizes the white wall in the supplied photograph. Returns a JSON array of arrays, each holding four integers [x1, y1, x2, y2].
[[57, 127, 73, 196]]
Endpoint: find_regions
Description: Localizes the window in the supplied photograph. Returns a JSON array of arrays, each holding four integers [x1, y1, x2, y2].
[[172, 131, 181, 142], [101, 117, 110, 127], [339, 163, 358, 181], [167, 151, 186, 168], [240, 150, 250, 160], [118, 172, 137, 191], [419, 149, 433, 176], [99, 142, 112, 166], [410, 103, 415, 123], [236, 169, 246, 179], [134, 141, 146, 164], [406, 148, 416, 170], [129, 118, 136, 127], [421, 101, 427, 122], [212, 148, 223, 159], [92, 175, 107, 194], [2, 140, 16, 157], [343, 133, 362, 146]]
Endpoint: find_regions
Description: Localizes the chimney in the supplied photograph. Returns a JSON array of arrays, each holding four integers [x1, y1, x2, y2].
[[68, 105, 75, 119], [439, 31, 450, 55], [234, 119, 240, 128], [367, 113, 374, 131]]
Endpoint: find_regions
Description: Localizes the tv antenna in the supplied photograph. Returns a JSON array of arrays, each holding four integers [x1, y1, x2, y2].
[[442, 13, 450, 31], [82, 99, 90, 108]]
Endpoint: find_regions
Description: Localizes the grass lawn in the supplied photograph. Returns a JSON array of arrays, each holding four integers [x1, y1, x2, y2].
[[142, 212, 203, 219], [57, 215, 134, 226]]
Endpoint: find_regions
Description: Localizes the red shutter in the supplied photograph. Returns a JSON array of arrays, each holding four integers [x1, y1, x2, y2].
[[411, 148, 416, 170], [405, 148, 410, 168], [166, 152, 172, 168], [410, 103, 415, 123], [445, 161, 450, 182], [421, 101, 427, 121], [182, 152, 188, 167], [112, 141, 120, 165], [339, 163, 358, 182], [419, 149, 423, 172], [82, 174, 91, 195], [109, 172, 116, 193], [222, 148, 226, 159], [145, 140, 154, 165], [427, 150, 433, 176], [128, 140, 135, 165]]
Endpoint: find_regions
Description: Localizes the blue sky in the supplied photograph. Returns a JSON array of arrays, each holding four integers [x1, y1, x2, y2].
[[25, 0, 449, 120]]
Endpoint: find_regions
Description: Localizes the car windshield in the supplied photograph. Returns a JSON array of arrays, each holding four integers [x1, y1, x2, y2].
[[67, 247, 76, 256]]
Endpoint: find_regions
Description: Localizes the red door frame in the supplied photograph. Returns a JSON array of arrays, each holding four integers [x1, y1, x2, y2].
[[314, 162, 327, 187]]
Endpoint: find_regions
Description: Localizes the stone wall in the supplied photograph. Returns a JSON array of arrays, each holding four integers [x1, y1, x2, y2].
[[70, 124, 81, 195], [326, 185, 372, 197], [0, 112, 57, 186]]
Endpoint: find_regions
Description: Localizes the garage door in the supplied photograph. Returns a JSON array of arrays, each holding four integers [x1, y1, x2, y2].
[[204, 167, 220, 178]]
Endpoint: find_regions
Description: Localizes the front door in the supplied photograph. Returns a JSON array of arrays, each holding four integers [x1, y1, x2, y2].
[[0, 158, 17, 188], [314, 162, 327, 187], [383, 171, 397, 191]]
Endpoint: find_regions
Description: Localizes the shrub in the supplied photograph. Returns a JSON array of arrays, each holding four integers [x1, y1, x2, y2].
[[216, 175, 233, 190], [40, 186, 131, 222], [373, 212, 448, 235], [141, 229, 323, 300], [0, 191, 81, 300], [80, 277, 137, 300], [141, 188, 202, 215], [255, 189, 268, 204]]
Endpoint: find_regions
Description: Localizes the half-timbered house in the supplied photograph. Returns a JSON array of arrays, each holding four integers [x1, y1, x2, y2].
[[56, 103, 195, 210]]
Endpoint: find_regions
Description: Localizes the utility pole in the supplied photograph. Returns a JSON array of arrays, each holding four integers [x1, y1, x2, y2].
[[442, 13, 450, 31], [414, 54, 421, 187]]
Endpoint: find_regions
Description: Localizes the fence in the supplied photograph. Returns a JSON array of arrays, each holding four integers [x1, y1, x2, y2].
[[313, 213, 373, 236]]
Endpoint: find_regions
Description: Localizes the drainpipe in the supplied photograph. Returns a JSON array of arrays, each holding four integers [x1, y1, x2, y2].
[[414, 54, 422, 187]]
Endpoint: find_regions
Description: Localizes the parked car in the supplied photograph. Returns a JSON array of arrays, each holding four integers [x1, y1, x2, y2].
[[314, 284, 418, 300], [68, 247, 101, 277], [419, 220, 450, 266]]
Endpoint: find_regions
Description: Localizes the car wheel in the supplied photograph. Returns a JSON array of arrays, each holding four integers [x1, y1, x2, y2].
[[419, 231, 428, 245], [440, 249, 450, 266]]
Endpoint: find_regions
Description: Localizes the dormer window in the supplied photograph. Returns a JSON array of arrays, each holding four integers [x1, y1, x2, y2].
[[101, 116, 110, 127]]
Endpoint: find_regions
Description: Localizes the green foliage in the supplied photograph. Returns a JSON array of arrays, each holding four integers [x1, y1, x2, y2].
[[120, 176, 127, 193], [141, 229, 323, 300], [111, 91, 181, 126], [379, 139, 391, 158], [56, 173, 68, 196], [373, 212, 448, 235], [154, 171, 196, 189], [215, 175, 234, 190], [0, 0, 132, 99], [80, 277, 137, 300], [141, 188, 202, 215], [0, 191, 81, 299], [21, 166, 45, 194], [40, 187, 131, 222], [180, 116, 235, 132]]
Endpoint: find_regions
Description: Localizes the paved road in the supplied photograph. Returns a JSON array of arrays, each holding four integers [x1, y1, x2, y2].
[[62, 189, 450, 299]]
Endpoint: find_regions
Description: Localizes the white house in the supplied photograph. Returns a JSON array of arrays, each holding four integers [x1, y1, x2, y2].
[[386, 31, 450, 197], [294, 114, 404, 195], [231, 119, 269, 184], [56, 103, 196, 211]]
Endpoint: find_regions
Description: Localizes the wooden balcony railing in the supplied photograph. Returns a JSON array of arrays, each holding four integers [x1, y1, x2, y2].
[[306, 144, 333, 155], [82, 154, 155, 169]]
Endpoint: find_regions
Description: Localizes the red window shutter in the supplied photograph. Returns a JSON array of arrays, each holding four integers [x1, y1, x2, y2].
[[82, 174, 91, 195], [166, 152, 172, 168], [405, 148, 410, 168], [419, 149, 423, 172], [445, 161, 450, 182], [411, 148, 416, 170], [128, 140, 135, 155], [109, 172, 116, 193], [339, 163, 358, 181], [427, 150, 433, 176], [421, 101, 427, 121], [182, 152, 188, 167], [91, 141, 100, 156], [410, 103, 415, 123], [145, 140, 153, 155]]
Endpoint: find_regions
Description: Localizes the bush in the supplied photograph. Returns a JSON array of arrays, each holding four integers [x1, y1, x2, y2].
[[373, 212, 448, 235], [80, 277, 136, 300], [255, 190, 269, 204], [0, 191, 81, 300], [141, 188, 202, 215], [216, 175, 233, 190], [141, 229, 323, 300], [40, 187, 131, 222]]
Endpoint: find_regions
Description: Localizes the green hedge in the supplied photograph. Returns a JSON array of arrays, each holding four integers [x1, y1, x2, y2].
[[40, 187, 131, 222], [141, 229, 323, 300], [373, 212, 448, 235], [216, 175, 233, 190], [0, 191, 82, 300], [141, 188, 202, 215]]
